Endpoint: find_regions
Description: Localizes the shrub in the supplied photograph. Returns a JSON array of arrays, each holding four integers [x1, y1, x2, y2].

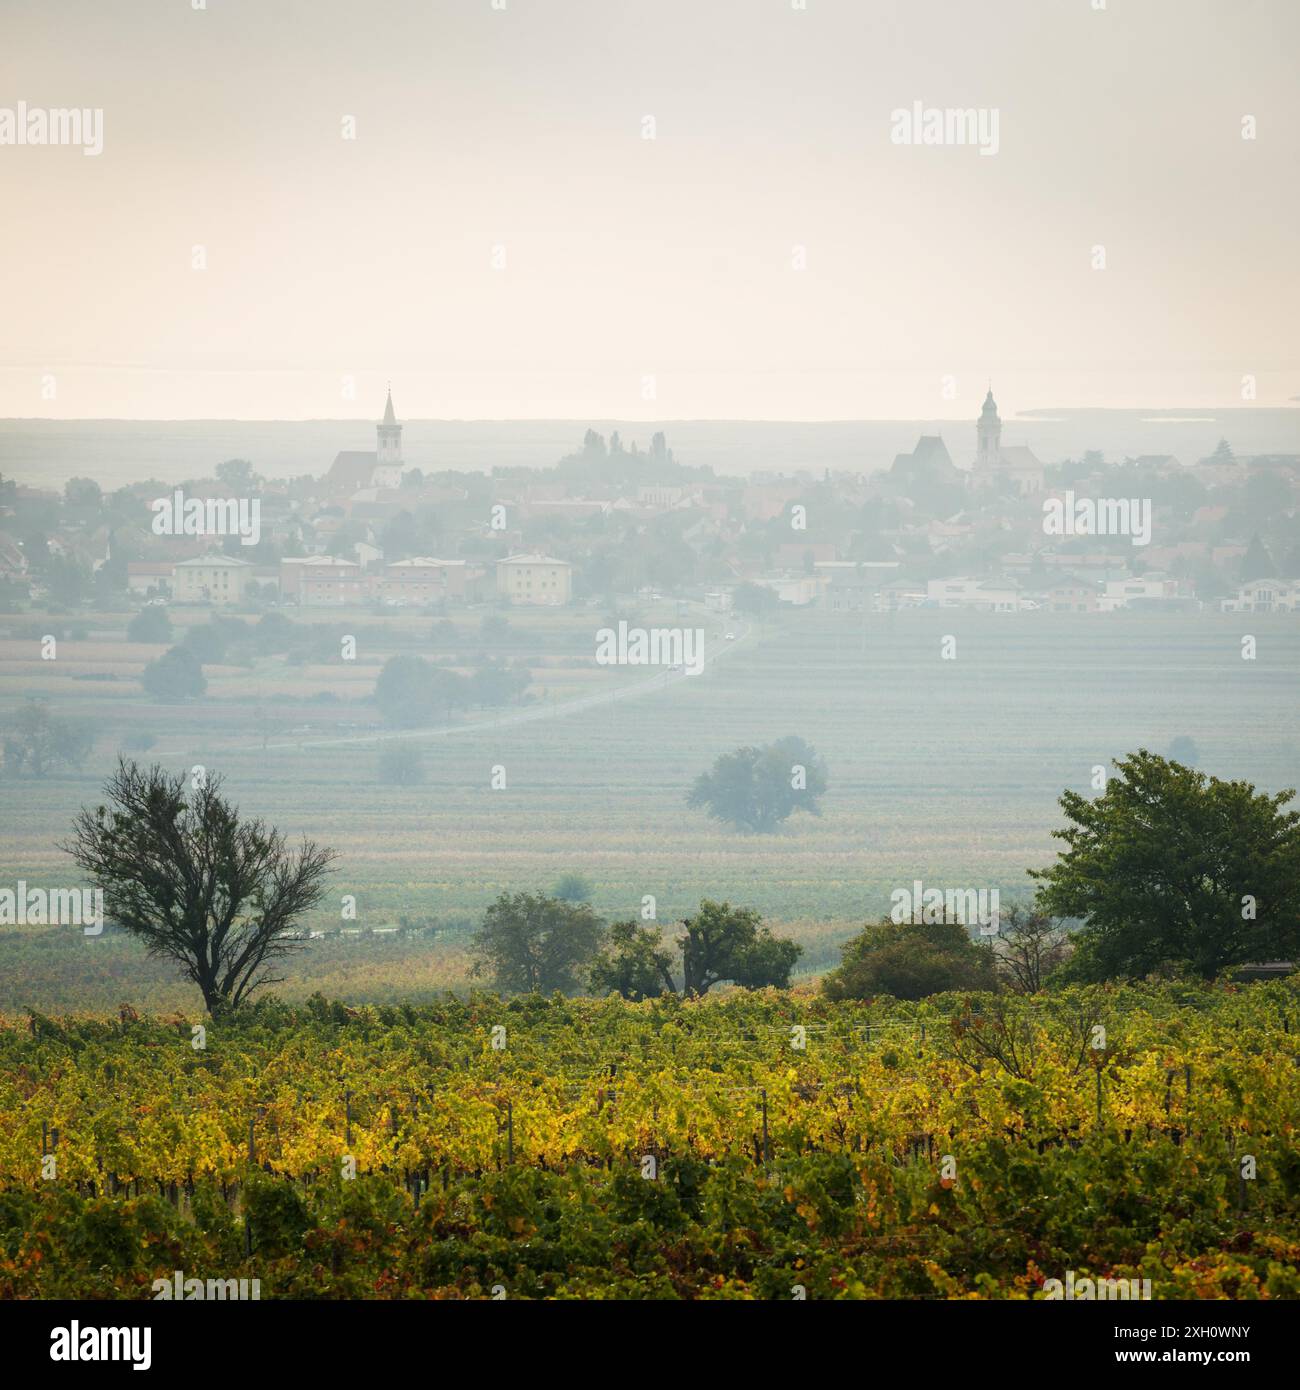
[[822, 917, 998, 1001]]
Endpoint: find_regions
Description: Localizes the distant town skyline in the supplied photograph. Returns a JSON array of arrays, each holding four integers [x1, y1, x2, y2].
[[2, 0, 1298, 420]]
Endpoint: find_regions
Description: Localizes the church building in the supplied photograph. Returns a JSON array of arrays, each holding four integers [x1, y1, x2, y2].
[[969, 387, 1044, 495], [325, 388, 405, 494]]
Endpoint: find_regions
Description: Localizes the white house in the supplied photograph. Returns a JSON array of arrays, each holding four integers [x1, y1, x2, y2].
[[1098, 574, 1181, 611], [926, 576, 1021, 612], [1221, 580, 1298, 614]]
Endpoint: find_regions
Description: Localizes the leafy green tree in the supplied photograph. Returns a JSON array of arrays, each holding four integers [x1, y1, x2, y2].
[[551, 872, 594, 903], [1239, 534, 1277, 582], [141, 645, 206, 701], [589, 920, 677, 1000], [63, 477, 102, 515], [62, 760, 335, 1015], [1187, 560, 1229, 602], [679, 900, 801, 996], [375, 656, 469, 726], [93, 552, 128, 600], [126, 606, 173, 643], [1166, 735, 1200, 766], [3, 703, 95, 776], [377, 743, 425, 786], [180, 618, 241, 664], [428, 667, 469, 720], [688, 736, 827, 832], [254, 611, 297, 654], [215, 458, 259, 491], [470, 892, 606, 995], [1031, 750, 1300, 980], [325, 523, 366, 559], [375, 654, 436, 726], [590, 904, 799, 999], [380, 511, 428, 558], [732, 581, 778, 614], [821, 918, 997, 1001], [44, 554, 91, 605], [467, 660, 529, 708]]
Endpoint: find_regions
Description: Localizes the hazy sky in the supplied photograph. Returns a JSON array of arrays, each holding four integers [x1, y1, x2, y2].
[[1, 0, 1297, 420]]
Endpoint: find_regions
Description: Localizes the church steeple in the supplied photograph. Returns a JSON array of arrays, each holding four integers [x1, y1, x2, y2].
[[976, 386, 1001, 471], [377, 386, 402, 467]]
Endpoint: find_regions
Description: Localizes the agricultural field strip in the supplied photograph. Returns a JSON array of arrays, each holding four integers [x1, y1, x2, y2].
[[215, 614, 755, 753], [5, 989, 1295, 1184]]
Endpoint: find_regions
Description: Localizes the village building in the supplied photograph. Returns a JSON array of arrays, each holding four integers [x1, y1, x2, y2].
[[126, 560, 176, 596], [755, 571, 825, 606], [1045, 572, 1104, 612], [496, 553, 572, 605], [926, 576, 1022, 612], [280, 555, 368, 605], [890, 435, 965, 497], [378, 558, 486, 605], [172, 554, 255, 604], [1221, 579, 1299, 614], [1098, 574, 1184, 611], [815, 560, 900, 612]]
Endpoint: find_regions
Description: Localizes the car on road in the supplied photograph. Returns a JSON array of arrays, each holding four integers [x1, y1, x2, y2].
[[724, 632, 736, 641]]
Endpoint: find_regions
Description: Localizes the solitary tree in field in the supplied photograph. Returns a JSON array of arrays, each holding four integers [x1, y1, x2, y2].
[[126, 605, 173, 644], [551, 872, 594, 904], [470, 891, 605, 995], [3, 702, 95, 777], [375, 654, 467, 725], [141, 645, 206, 701], [62, 760, 336, 1015], [378, 742, 425, 786], [688, 736, 828, 833], [375, 654, 437, 726], [1032, 750, 1300, 981], [467, 659, 529, 708]]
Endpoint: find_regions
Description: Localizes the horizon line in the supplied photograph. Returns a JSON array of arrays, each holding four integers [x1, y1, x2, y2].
[[2, 407, 1298, 427]]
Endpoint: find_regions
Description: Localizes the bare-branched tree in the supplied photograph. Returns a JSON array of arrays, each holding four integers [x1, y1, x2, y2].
[[62, 760, 335, 1016], [995, 904, 1071, 994]]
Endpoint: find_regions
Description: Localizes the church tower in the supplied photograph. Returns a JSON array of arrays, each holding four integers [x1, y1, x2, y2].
[[976, 387, 1001, 471], [377, 387, 402, 469]]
